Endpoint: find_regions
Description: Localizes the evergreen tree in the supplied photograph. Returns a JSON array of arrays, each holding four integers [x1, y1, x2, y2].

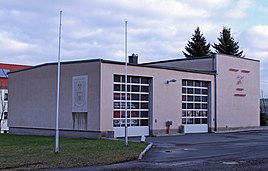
[[213, 27, 244, 57], [182, 27, 211, 58]]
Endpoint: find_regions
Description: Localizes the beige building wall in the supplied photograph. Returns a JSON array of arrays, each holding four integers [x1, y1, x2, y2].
[[100, 62, 215, 135], [9, 61, 103, 137], [216, 54, 260, 130]]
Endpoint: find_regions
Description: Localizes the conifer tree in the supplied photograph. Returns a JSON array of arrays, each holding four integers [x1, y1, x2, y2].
[[213, 27, 244, 57], [182, 27, 211, 58]]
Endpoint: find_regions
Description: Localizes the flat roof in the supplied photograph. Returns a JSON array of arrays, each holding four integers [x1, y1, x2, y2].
[[9, 58, 216, 75], [142, 54, 260, 65]]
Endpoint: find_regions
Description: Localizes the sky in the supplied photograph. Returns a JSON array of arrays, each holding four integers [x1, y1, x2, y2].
[[0, 0, 268, 96]]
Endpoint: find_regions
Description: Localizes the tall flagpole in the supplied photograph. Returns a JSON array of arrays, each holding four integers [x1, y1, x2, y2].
[[55, 10, 62, 153], [124, 21, 128, 146]]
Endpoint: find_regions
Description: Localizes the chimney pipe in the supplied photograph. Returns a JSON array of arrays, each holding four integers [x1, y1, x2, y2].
[[128, 53, 138, 64]]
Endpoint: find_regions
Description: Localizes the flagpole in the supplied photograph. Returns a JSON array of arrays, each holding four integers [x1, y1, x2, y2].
[[55, 10, 62, 153], [124, 21, 128, 146]]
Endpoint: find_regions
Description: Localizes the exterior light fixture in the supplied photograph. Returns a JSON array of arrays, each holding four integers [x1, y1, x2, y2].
[[167, 79, 177, 84]]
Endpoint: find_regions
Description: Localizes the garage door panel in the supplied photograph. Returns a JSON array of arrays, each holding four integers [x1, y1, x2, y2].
[[184, 124, 208, 133], [114, 126, 149, 137], [182, 80, 209, 133]]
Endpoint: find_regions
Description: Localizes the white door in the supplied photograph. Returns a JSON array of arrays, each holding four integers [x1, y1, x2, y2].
[[181, 80, 209, 133], [113, 75, 150, 137]]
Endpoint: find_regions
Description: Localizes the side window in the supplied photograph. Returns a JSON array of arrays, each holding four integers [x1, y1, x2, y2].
[[4, 112, 8, 119], [4, 93, 8, 101]]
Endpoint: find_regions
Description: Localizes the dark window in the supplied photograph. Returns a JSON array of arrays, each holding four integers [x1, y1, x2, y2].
[[187, 111, 193, 116], [187, 81, 193, 86], [141, 103, 148, 109], [132, 85, 140, 92], [195, 81, 201, 87], [121, 93, 130, 100], [182, 103, 186, 109], [141, 111, 148, 117], [114, 93, 120, 100], [122, 85, 130, 91], [182, 110, 186, 117], [195, 89, 201, 94], [202, 118, 208, 124], [141, 86, 149, 92], [131, 94, 139, 100], [182, 118, 186, 124], [114, 75, 121, 82], [114, 102, 120, 109], [141, 77, 149, 84], [202, 111, 208, 116], [141, 119, 148, 126], [182, 80, 187, 86], [114, 84, 120, 91], [4, 93, 8, 101], [202, 104, 208, 109], [202, 82, 208, 87], [3, 112, 7, 119], [194, 103, 201, 109], [121, 111, 130, 118], [194, 96, 201, 102], [132, 102, 139, 109], [202, 96, 207, 102], [131, 119, 139, 126], [132, 77, 140, 83], [131, 111, 138, 117], [113, 111, 120, 118], [187, 95, 193, 101], [187, 88, 193, 94], [182, 87, 186, 93], [187, 118, 193, 124], [202, 89, 208, 94], [113, 120, 120, 127], [182, 95, 186, 101], [187, 103, 193, 109], [194, 118, 200, 124], [141, 94, 148, 101]]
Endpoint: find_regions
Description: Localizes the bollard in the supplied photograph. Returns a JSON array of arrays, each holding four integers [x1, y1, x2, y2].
[[140, 135, 146, 143]]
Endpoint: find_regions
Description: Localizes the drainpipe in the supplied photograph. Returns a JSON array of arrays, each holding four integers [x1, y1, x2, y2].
[[212, 54, 217, 132]]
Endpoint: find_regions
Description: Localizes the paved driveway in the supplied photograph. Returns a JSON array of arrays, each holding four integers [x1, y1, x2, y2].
[[53, 128, 268, 171]]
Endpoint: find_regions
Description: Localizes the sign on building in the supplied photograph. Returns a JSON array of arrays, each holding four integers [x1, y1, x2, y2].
[[72, 75, 88, 112]]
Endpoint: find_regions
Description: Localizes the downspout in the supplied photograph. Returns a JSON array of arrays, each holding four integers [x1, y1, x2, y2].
[[212, 54, 217, 132]]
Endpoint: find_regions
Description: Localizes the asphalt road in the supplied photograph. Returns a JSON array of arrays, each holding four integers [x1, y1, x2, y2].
[[53, 128, 268, 171]]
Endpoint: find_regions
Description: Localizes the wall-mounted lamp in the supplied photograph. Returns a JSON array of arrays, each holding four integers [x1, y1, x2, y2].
[[166, 79, 177, 84]]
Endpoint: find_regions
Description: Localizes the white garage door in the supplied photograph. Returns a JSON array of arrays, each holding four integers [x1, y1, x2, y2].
[[181, 80, 209, 133], [113, 75, 150, 137]]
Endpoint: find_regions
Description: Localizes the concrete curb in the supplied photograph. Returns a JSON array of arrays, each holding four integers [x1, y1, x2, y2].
[[215, 127, 266, 134], [138, 142, 153, 160]]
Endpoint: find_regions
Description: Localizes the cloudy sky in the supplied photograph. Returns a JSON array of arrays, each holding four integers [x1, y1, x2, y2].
[[0, 0, 268, 95]]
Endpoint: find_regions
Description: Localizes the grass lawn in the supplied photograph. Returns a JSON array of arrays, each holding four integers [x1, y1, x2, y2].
[[0, 134, 148, 170]]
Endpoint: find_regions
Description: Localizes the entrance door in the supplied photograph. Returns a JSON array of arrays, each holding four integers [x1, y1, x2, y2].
[[181, 80, 209, 133]]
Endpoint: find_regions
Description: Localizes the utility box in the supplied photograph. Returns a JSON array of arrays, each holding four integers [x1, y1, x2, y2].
[[178, 125, 184, 134]]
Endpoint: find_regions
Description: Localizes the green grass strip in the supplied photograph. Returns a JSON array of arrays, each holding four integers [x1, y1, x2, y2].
[[0, 134, 147, 170]]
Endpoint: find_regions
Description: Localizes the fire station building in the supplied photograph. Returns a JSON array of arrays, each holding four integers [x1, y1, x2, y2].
[[8, 54, 260, 138]]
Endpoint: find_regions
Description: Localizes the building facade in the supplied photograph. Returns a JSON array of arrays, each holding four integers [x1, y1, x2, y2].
[[8, 54, 260, 138], [0, 63, 31, 133]]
